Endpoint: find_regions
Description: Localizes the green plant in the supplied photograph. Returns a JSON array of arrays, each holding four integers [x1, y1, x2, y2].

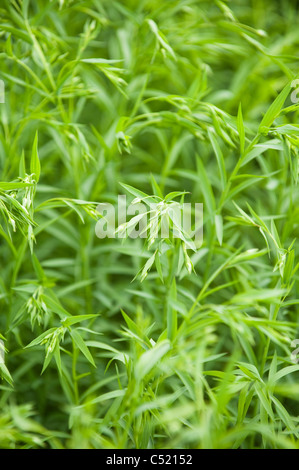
[[0, 0, 299, 449]]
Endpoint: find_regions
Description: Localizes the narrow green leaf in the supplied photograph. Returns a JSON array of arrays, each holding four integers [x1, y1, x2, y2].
[[62, 314, 98, 328], [237, 103, 245, 154], [135, 340, 171, 380], [259, 82, 292, 131], [215, 214, 223, 246], [30, 131, 41, 183], [167, 278, 177, 341], [70, 329, 96, 367], [0, 363, 13, 386], [19, 150, 26, 178], [208, 128, 227, 189]]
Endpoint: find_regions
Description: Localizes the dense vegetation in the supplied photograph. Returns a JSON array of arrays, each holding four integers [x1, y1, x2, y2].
[[0, 0, 299, 449]]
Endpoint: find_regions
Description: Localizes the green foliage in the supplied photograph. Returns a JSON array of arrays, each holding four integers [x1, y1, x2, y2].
[[0, 0, 299, 449]]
